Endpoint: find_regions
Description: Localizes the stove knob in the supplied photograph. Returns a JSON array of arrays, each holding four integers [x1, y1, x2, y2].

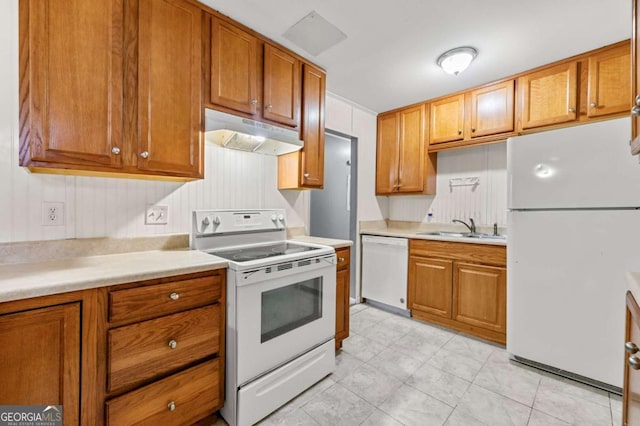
[[278, 214, 284, 222], [201, 217, 210, 229], [271, 214, 277, 222], [212, 216, 221, 225]]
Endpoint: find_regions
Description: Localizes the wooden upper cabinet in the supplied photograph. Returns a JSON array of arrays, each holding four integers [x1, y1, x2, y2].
[[518, 62, 578, 130], [469, 80, 514, 138], [376, 112, 400, 194], [376, 104, 435, 195], [210, 18, 259, 116], [263, 44, 300, 127], [0, 303, 81, 425], [137, 0, 203, 178], [277, 63, 325, 189], [633, 1, 640, 154], [430, 94, 464, 144], [19, 0, 124, 169], [408, 256, 453, 319], [587, 44, 631, 118]]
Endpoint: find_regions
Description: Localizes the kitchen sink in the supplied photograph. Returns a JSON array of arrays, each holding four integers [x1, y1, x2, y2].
[[417, 231, 506, 240]]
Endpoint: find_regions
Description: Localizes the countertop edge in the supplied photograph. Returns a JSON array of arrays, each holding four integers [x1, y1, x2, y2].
[[360, 229, 507, 246], [291, 236, 353, 249]]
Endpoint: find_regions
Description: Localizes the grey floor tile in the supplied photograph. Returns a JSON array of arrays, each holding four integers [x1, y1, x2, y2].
[[359, 409, 403, 425], [350, 303, 369, 314], [540, 373, 611, 407], [428, 347, 484, 382], [527, 409, 569, 426], [341, 333, 387, 362], [367, 347, 424, 382], [442, 334, 497, 363], [533, 376, 612, 425], [350, 313, 380, 335], [455, 384, 531, 426], [473, 351, 541, 407], [332, 351, 364, 380], [383, 313, 422, 331], [444, 409, 487, 426], [302, 382, 375, 426], [286, 375, 336, 411], [379, 384, 454, 426], [610, 393, 622, 426], [339, 363, 404, 406], [406, 363, 471, 406], [352, 307, 394, 323], [358, 320, 411, 346], [405, 322, 457, 348], [394, 332, 443, 362]]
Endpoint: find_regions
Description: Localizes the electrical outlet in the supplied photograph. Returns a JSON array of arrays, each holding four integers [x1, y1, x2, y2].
[[145, 205, 168, 225], [43, 202, 64, 226]]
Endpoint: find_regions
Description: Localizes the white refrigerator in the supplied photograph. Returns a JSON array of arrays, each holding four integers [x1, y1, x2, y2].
[[507, 117, 640, 389]]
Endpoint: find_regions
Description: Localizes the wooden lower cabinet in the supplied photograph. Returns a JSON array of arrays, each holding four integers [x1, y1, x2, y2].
[[624, 291, 640, 425], [408, 239, 507, 344], [335, 247, 351, 349]]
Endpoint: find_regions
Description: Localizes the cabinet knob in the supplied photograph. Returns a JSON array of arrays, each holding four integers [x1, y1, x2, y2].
[[626, 341, 639, 354], [111, 147, 121, 155], [568, 107, 576, 113], [251, 99, 258, 105], [590, 103, 597, 108], [632, 105, 640, 116], [140, 151, 149, 159], [266, 104, 273, 109], [629, 355, 640, 370], [635, 94, 640, 106], [304, 173, 310, 177], [338, 257, 345, 262], [168, 339, 177, 349], [167, 401, 176, 412], [471, 128, 476, 132], [457, 129, 462, 135], [169, 292, 180, 301]]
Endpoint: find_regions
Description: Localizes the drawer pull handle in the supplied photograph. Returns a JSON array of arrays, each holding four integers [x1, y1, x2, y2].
[[168, 339, 177, 349], [169, 292, 180, 301], [338, 257, 345, 262], [627, 341, 639, 354], [629, 355, 640, 370], [168, 401, 176, 411]]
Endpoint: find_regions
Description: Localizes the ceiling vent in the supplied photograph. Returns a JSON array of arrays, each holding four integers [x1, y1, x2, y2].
[[283, 11, 347, 56]]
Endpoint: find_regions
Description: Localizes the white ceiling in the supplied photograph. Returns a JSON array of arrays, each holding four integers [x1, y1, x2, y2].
[[200, 0, 630, 113]]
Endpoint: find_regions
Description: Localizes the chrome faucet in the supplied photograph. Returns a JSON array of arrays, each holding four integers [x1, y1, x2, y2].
[[452, 218, 476, 234]]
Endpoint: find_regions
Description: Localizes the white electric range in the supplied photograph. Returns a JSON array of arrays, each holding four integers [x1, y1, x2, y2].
[[190, 209, 336, 426]]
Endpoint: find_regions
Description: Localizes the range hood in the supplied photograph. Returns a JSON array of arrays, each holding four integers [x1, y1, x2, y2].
[[204, 108, 303, 155]]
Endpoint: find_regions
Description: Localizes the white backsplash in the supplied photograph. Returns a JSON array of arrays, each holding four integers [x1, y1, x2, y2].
[[388, 142, 507, 226]]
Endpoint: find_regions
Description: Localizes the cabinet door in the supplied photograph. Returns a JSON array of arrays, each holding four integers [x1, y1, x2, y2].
[[453, 262, 506, 333], [633, 0, 640, 153], [263, 44, 300, 127], [587, 44, 631, 118], [376, 112, 400, 194], [0, 303, 80, 425], [19, 0, 123, 169], [408, 256, 453, 318], [518, 62, 578, 130], [397, 105, 425, 193], [470, 80, 515, 138], [210, 18, 259, 115], [625, 291, 640, 425], [300, 63, 326, 187], [430, 94, 464, 144], [335, 267, 350, 349], [137, 0, 203, 177]]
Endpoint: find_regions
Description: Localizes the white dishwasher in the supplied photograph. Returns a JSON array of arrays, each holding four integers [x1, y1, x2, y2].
[[361, 235, 409, 314]]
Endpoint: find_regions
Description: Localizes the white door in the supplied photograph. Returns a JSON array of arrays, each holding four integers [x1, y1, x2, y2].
[[507, 209, 640, 387]]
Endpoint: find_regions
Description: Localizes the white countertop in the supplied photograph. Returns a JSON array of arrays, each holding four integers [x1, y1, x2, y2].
[[291, 235, 353, 249], [361, 228, 507, 246], [0, 249, 227, 303]]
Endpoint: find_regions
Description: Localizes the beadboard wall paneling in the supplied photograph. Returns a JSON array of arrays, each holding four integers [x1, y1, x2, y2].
[[388, 143, 507, 226]]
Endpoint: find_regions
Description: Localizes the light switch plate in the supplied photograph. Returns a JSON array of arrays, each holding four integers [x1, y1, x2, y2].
[[145, 205, 168, 225]]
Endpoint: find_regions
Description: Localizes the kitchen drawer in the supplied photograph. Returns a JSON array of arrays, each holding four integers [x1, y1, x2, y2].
[[108, 304, 221, 392], [336, 247, 350, 270], [109, 274, 222, 324], [106, 359, 221, 426]]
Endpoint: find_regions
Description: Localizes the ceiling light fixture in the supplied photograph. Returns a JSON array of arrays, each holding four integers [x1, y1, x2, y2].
[[437, 46, 478, 76]]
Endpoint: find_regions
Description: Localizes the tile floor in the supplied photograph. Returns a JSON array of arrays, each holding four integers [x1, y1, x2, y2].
[[220, 304, 623, 426]]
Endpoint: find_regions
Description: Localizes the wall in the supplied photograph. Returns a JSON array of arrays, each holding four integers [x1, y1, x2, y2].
[[388, 143, 507, 226], [0, 0, 307, 244]]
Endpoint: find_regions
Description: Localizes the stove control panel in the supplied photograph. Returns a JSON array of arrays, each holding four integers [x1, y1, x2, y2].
[[191, 209, 287, 238]]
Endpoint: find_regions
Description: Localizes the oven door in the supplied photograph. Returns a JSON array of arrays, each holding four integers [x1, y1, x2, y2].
[[235, 254, 336, 386]]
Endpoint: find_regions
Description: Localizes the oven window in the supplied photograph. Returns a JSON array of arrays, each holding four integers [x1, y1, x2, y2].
[[261, 278, 323, 343]]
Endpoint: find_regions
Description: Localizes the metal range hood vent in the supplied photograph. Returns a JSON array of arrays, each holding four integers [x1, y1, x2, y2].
[[204, 108, 303, 156]]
